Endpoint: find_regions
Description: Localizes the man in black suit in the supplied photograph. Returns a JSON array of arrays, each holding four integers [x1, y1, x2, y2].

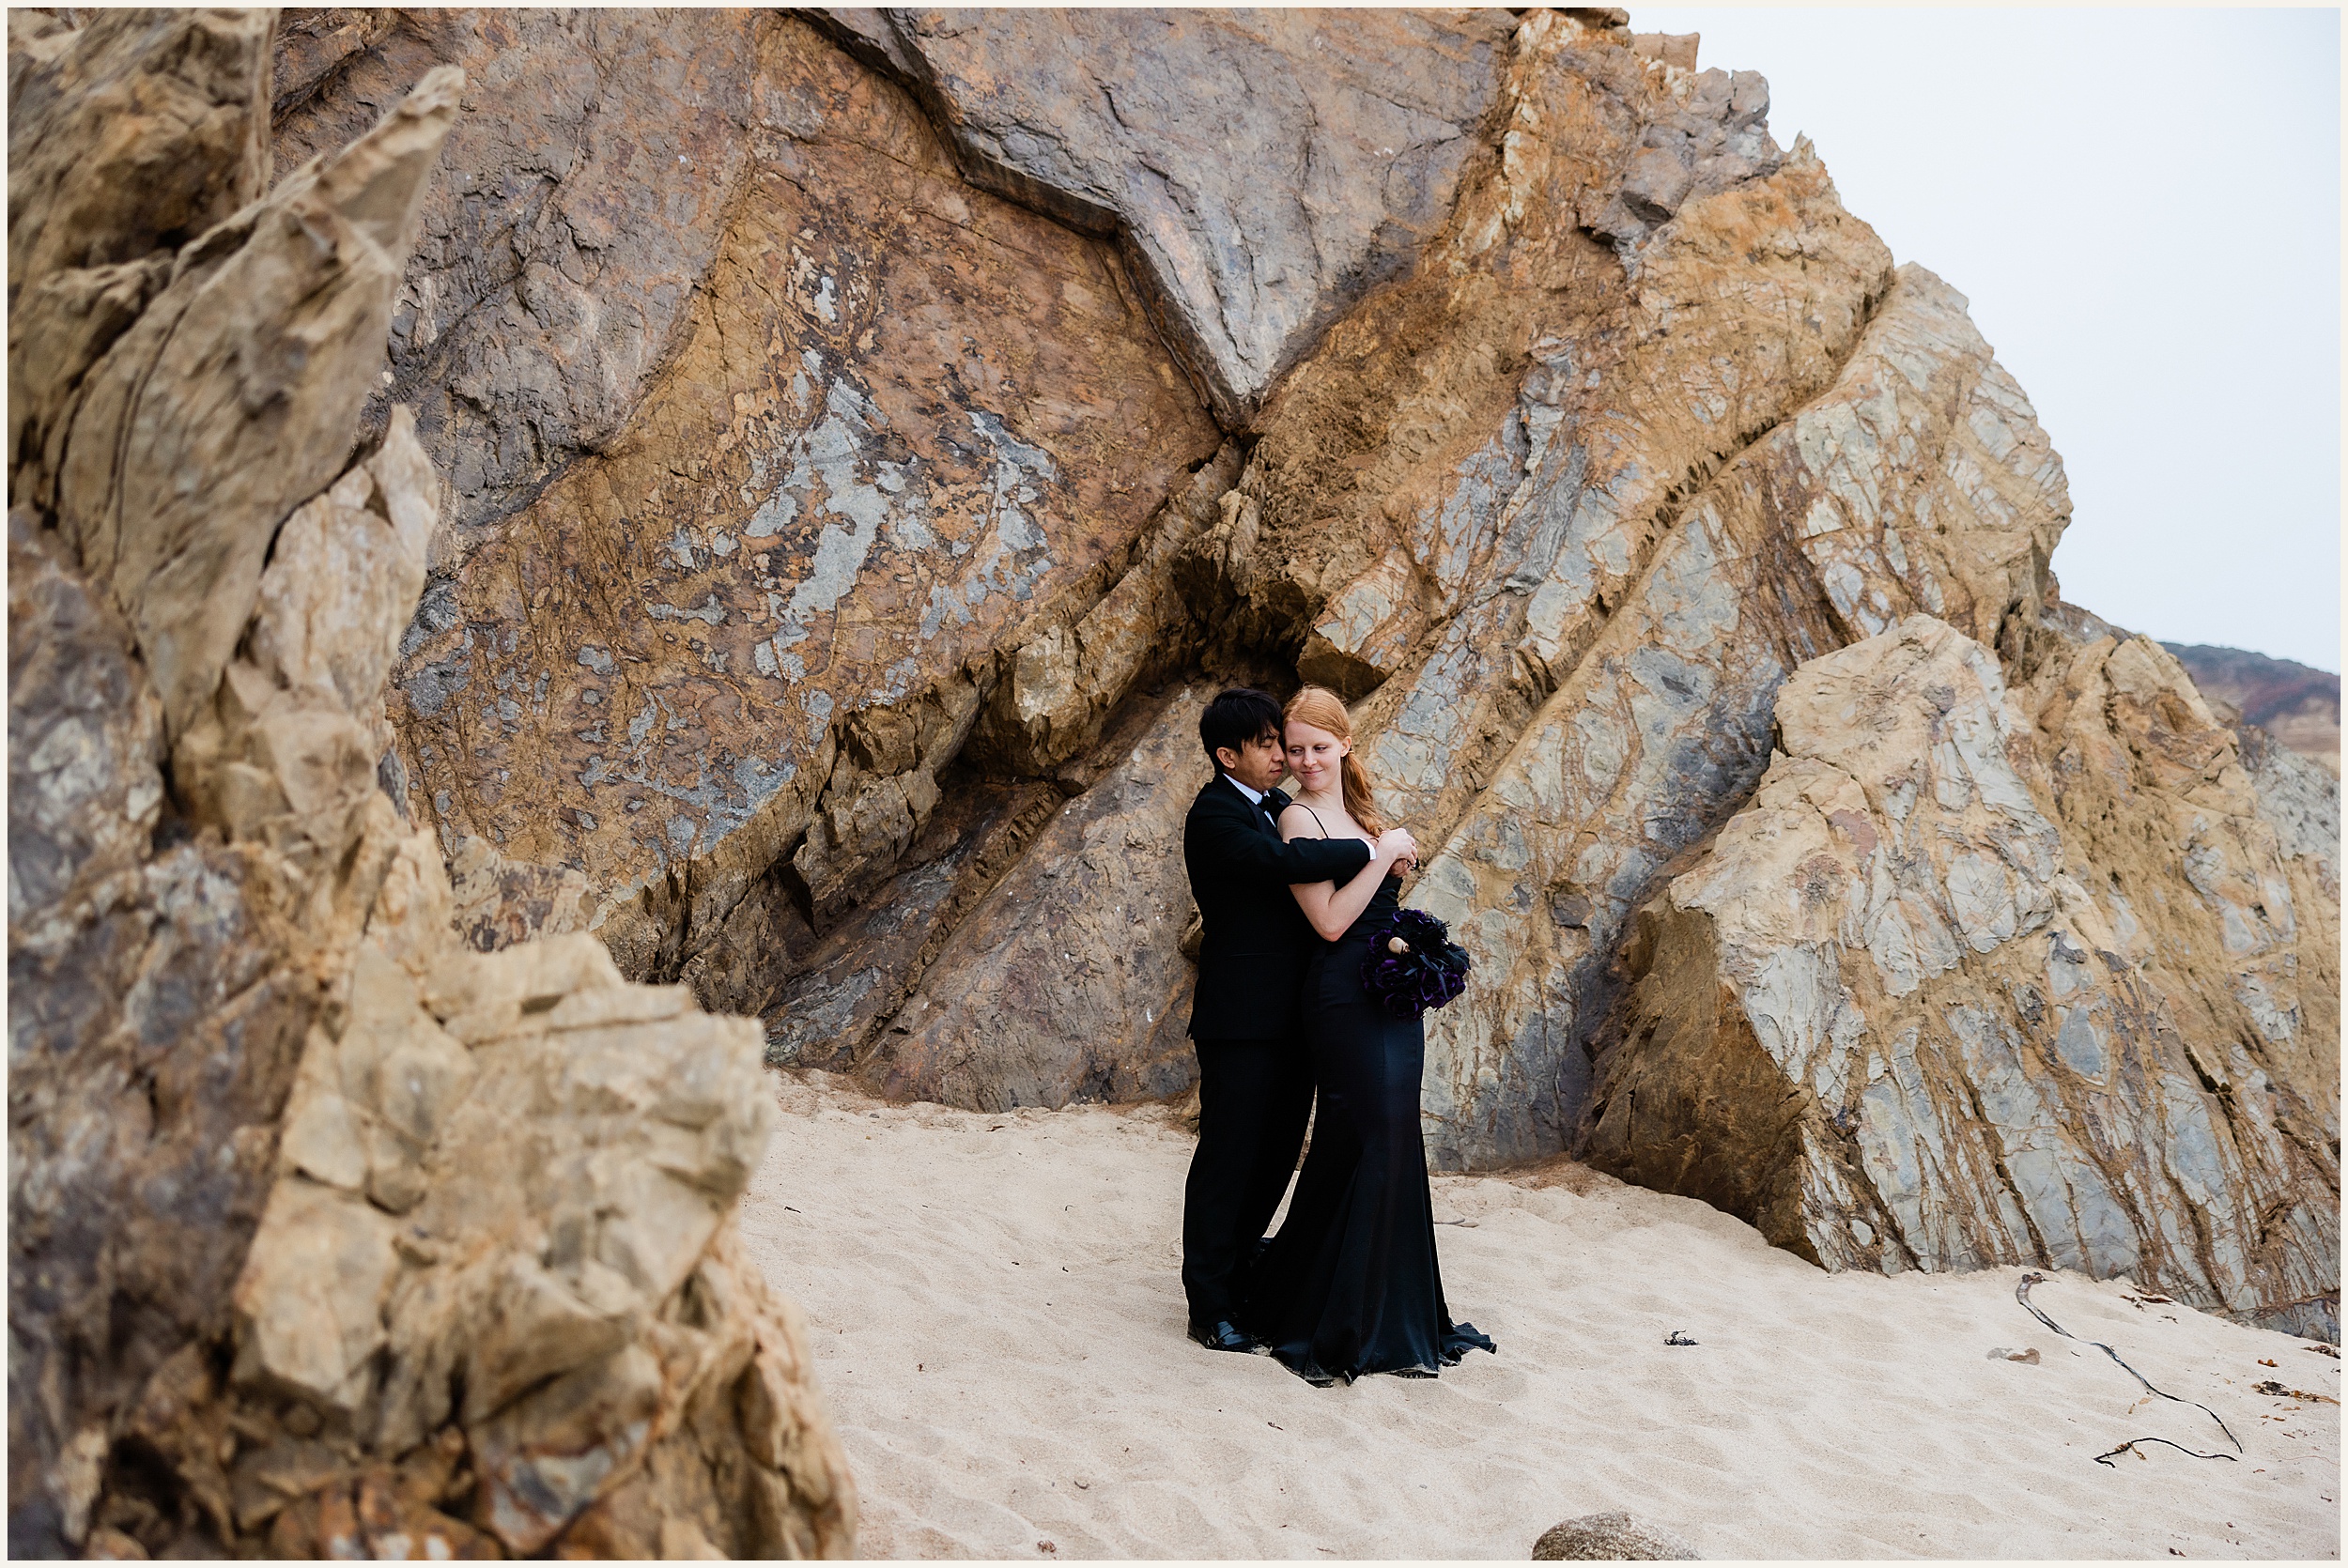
[[1179, 687, 1414, 1351]]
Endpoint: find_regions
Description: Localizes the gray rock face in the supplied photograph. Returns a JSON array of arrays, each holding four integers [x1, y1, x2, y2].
[[875, 7, 1519, 427], [1533, 1511, 1702, 1560], [270, 9, 777, 554], [1588, 64, 1780, 249], [6, 510, 165, 926], [866, 688, 1210, 1109], [1582, 616, 2338, 1338], [753, 775, 1065, 1069], [1404, 259, 2070, 1171]]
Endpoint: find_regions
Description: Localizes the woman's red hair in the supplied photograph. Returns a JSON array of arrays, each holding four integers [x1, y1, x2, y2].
[[1284, 684, 1385, 838]]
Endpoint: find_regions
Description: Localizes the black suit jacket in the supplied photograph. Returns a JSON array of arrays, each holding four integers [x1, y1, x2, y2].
[[1182, 773, 1373, 1042]]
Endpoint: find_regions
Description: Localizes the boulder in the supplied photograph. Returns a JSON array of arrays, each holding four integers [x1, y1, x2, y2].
[[1579, 615, 2337, 1336], [1533, 1512, 1702, 1560], [7, 17, 853, 1555], [231, 930, 848, 1556]]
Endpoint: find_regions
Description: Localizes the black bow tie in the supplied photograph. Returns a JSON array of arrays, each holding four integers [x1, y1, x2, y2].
[[1260, 787, 1290, 819]]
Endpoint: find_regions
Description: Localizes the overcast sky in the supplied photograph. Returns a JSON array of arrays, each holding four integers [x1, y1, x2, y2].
[[1633, 7, 2340, 672]]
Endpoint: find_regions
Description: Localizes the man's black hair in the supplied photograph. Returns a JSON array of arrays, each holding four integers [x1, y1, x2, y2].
[[1199, 687, 1285, 773]]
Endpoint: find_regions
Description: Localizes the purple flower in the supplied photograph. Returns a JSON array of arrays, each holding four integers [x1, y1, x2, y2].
[[1359, 908, 1472, 1019]]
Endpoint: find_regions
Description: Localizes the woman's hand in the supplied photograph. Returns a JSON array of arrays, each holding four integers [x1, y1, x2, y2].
[[1376, 826, 1419, 874]]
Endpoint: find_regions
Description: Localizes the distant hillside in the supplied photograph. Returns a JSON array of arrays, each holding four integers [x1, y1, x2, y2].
[[2165, 643, 2341, 773]]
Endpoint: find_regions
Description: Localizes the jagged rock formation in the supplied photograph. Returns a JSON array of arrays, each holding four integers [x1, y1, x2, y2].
[[842, 8, 1520, 429], [2166, 642, 2340, 775], [319, 7, 2335, 1338], [369, 10, 1223, 974], [8, 10, 851, 1556], [1398, 255, 2068, 1169], [271, 8, 780, 558], [1581, 616, 2338, 1340], [22, 12, 2323, 1461]]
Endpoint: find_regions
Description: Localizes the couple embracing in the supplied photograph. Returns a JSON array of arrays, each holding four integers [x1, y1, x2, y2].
[[1178, 684, 1496, 1386]]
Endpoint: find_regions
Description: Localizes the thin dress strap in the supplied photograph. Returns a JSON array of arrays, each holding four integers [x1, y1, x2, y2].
[[1299, 804, 1331, 838]]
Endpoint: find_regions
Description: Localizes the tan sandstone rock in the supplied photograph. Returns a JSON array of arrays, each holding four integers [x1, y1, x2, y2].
[[10, 18, 2336, 1548], [8, 16, 854, 1556], [8, 8, 275, 510], [51, 58, 459, 735], [1533, 1511, 1703, 1560], [1581, 615, 2337, 1336], [8, 9, 272, 300]]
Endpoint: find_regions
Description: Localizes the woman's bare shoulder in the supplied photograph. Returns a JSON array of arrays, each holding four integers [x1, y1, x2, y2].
[[1274, 801, 1320, 841]]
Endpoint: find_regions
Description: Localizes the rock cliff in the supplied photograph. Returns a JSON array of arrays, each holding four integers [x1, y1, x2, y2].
[[11, 13, 2337, 1551], [8, 11, 851, 1556], [311, 8, 2335, 1341]]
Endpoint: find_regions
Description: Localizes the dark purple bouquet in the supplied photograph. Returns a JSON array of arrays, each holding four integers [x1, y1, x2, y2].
[[1358, 908, 1471, 1020]]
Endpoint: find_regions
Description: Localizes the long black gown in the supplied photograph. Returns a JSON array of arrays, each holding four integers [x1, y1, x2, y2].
[[1240, 866, 1497, 1384]]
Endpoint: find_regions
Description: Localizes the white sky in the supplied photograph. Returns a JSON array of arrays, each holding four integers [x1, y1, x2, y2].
[[1633, 7, 2341, 672]]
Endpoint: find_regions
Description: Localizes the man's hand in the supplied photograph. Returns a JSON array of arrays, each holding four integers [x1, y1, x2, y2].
[[1376, 826, 1419, 873]]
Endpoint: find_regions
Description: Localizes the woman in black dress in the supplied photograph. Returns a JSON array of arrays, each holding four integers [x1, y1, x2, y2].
[[1241, 684, 1496, 1384]]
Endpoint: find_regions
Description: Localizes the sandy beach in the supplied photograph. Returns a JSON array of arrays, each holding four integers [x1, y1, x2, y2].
[[739, 1073, 2340, 1560]]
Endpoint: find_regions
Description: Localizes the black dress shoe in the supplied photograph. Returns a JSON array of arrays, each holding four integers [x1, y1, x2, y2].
[[1188, 1317, 1254, 1352]]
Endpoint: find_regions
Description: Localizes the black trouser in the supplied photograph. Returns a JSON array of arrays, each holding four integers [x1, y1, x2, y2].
[[1182, 1036, 1314, 1325]]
